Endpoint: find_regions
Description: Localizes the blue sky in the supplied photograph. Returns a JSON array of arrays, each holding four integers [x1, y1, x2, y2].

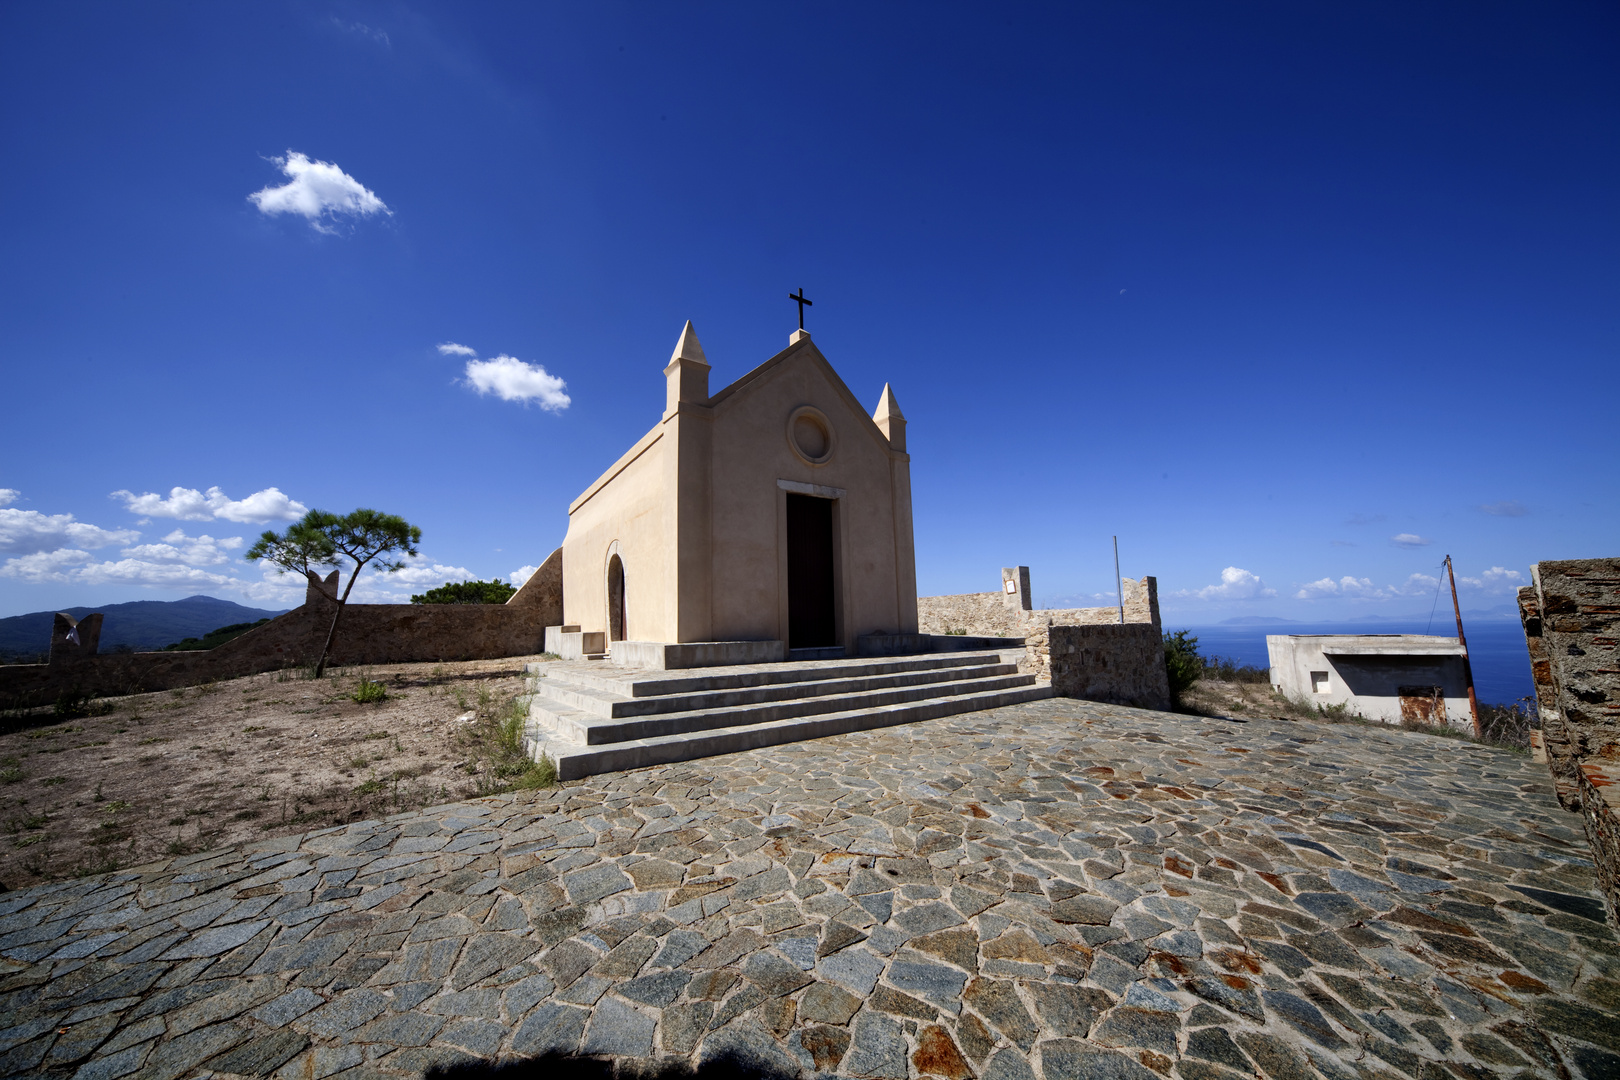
[[1, 2, 1614, 623]]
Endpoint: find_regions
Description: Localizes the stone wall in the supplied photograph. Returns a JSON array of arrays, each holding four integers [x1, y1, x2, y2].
[[1048, 624, 1172, 711], [1519, 558, 1620, 927], [0, 548, 564, 709], [919, 574, 1161, 678]]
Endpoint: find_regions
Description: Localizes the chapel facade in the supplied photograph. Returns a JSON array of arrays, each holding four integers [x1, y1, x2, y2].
[[558, 323, 918, 664]]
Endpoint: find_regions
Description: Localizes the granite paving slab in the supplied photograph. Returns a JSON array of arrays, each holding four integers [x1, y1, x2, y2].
[[1, 699, 1616, 1080]]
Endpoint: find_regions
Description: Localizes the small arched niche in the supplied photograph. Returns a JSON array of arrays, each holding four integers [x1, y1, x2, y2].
[[607, 553, 626, 642]]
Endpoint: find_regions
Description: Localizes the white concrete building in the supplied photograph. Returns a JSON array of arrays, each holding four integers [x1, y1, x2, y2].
[[1266, 634, 1471, 728]]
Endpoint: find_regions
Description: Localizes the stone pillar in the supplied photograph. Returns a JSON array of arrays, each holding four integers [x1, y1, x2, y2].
[[874, 384, 918, 636], [50, 612, 102, 663], [1001, 567, 1032, 612], [663, 321, 714, 644]]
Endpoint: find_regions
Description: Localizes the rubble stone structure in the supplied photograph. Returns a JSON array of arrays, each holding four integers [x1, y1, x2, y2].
[[1519, 557, 1620, 927], [919, 569, 1161, 679], [0, 553, 563, 709]]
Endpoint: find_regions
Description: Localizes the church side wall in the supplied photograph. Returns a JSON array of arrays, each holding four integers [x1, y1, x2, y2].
[[561, 430, 676, 644], [707, 349, 910, 648]]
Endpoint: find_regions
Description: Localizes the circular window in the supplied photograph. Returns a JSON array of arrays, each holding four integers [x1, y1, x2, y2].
[[787, 406, 835, 466]]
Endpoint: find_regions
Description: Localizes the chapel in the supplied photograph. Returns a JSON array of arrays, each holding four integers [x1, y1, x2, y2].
[[557, 322, 918, 667]]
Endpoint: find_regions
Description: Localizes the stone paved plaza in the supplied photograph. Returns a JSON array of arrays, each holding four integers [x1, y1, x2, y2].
[[2, 699, 1617, 1080]]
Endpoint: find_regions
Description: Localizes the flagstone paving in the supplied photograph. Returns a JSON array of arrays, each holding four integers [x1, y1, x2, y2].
[[1, 698, 1617, 1080]]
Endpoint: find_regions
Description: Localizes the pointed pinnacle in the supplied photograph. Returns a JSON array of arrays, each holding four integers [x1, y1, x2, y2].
[[669, 320, 709, 365], [873, 382, 904, 420]]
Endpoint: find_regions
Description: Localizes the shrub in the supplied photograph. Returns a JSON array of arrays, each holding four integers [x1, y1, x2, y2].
[[411, 579, 517, 605], [1163, 630, 1202, 705], [352, 678, 388, 704]]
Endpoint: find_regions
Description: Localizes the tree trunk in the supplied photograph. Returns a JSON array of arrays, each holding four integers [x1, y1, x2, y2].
[[313, 560, 368, 678]]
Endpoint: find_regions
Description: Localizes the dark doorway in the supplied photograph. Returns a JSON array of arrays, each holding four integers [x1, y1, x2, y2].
[[607, 555, 626, 641], [786, 494, 836, 649]]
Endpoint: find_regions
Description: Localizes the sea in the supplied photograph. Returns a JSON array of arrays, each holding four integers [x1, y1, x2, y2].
[[1166, 617, 1534, 707]]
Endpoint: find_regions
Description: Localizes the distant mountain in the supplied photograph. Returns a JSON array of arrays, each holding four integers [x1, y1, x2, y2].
[[1217, 616, 1301, 626], [0, 595, 291, 660]]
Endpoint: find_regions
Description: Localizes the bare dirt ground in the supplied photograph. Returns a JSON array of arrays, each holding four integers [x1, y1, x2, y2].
[[0, 656, 551, 891]]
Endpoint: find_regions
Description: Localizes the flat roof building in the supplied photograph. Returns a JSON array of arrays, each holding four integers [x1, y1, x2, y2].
[[1267, 634, 1471, 728]]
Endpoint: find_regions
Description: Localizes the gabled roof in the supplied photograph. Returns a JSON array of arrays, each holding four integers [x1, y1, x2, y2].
[[707, 333, 898, 455]]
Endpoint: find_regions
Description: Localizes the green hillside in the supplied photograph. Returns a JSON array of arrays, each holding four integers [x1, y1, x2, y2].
[[0, 595, 290, 662]]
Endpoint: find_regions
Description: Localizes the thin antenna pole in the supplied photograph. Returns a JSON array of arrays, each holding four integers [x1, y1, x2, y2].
[[1114, 536, 1124, 625], [1446, 554, 1482, 737]]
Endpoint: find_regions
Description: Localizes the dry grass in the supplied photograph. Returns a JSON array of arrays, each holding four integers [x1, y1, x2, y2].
[[1179, 677, 1537, 753], [0, 656, 557, 890]]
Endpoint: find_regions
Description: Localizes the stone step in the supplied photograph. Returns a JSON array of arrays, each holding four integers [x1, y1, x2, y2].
[[523, 650, 1016, 699], [530, 671, 1040, 745], [524, 680, 1055, 781], [527, 659, 1022, 719]]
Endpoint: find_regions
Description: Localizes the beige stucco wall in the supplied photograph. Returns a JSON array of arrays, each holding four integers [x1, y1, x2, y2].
[[562, 427, 675, 645], [560, 328, 918, 651]]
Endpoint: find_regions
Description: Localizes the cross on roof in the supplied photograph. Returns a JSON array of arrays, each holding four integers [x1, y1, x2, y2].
[[789, 288, 813, 330]]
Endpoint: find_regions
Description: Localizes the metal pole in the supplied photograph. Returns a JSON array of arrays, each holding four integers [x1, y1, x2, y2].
[[1446, 555, 1482, 737], [1114, 536, 1124, 624]]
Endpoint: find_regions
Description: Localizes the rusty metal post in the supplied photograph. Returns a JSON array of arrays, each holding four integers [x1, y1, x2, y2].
[[1446, 555, 1482, 737]]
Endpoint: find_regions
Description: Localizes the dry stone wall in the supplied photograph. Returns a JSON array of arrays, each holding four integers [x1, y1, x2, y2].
[[1048, 623, 1171, 710], [0, 548, 564, 709], [1519, 558, 1620, 927], [919, 576, 1161, 679]]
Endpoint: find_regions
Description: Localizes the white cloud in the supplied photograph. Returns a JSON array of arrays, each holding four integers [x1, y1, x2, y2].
[[1173, 567, 1277, 601], [464, 355, 571, 412], [1479, 501, 1527, 517], [1390, 533, 1432, 548], [0, 506, 138, 554], [248, 151, 389, 233], [509, 565, 539, 587], [0, 548, 95, 583], [119, 530, 244, 567], [1295, 573, 1439, 601], [74, 559, 234, 589], [438, 342, 477, 357], [111, 486, 307, 524], [1459, 566, 1524, 591], [0, 489, 18, 507]]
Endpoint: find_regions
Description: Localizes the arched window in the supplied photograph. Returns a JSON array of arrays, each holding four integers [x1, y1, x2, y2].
[[607, 554, 626, 642]]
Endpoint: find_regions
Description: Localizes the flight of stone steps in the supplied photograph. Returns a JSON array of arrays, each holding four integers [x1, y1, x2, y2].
[[522, 649, 1052, 780]]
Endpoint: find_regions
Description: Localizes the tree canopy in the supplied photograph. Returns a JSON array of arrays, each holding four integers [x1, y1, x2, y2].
[[247, 508, 421, 677], [411, 579, 516, 605]]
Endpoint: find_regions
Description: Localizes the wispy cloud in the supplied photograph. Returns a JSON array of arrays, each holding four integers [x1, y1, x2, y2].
[[111, 486, 307, 524], [1390, 533, 1432, 548], [0, 489, 18, 507], [249, 151, 389, 234], [1479, 501, 1527, 517], [458, 346, 571, 411], [1172, 567, 1276, 601], [331, 17, 390, 48], [1458, 566, 1524, 592]]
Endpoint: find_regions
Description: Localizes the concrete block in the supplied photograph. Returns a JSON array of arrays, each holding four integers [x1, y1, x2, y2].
[[855, 634, 931, 657]]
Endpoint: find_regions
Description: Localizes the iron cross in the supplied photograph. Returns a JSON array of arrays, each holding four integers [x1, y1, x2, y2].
[[789, 287, 813, 330]]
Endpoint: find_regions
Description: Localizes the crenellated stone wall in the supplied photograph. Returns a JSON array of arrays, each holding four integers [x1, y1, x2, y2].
[[919, 573, 1161, 678], [0, 548, 564, 709], [1519, 558, 1620, 927]]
